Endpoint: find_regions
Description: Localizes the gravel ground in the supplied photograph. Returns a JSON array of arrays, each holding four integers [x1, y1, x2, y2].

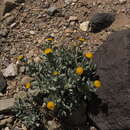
[[0, 0, 130, 129]]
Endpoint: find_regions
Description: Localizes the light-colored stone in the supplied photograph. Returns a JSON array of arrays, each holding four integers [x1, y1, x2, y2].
[[47, 120, 61, 130], [0, 93, 4, 97], [80, 21, 90, 31], [29, 30, 35, 35], [10, 22, 17, 28], [0, 98, 14, 112], [68, 16, 78, 22], [119, 0, 127, 4], [0, 117, 13, 126], [34, 56, 42, 63], [90, 126, 97, 130], [19, 66, 25, 73], [2, 63, 18, 77], [4, 15, 15, 25], [4, 127, 10, 130]]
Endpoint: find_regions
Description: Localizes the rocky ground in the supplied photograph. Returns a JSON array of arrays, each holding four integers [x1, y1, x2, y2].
[[0, 0, 130, 130]]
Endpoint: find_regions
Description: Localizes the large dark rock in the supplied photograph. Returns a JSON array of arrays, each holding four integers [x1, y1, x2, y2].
[[89, 13, 115, 33], [89, 29, 130, 130]]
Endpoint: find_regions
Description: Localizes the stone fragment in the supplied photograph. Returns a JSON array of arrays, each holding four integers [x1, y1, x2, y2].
[[2, 63, 18, 77], [80, 21, 90, 31], [47, 6, 58, 16]]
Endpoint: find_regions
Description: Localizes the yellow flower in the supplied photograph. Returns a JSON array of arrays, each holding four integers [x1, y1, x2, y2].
[[85, 52, 93, 59], [47, 101, 56, 110], [25, 82, 31, 89], [75, 67, 84, 75], [52, 71, 60, 75], [43, 48, 53, 54], [17, 55, 24, 60], [78, 38, 86, 42], [93, 80, 101, 88], [47, 38, 54, 41]]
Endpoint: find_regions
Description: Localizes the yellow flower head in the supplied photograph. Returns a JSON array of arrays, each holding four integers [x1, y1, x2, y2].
[[25, 82, 31, 89], [17, 55, 24, 60], [43, 48, 53, 54], [52, 71, 60, 75], [47, 38, 54, 41], [85, 52, 93, 59], [76, 67, 84, 75], [78, 38, 86, 42], [47, 101, 56, 110], [93, 80, 101, 88]]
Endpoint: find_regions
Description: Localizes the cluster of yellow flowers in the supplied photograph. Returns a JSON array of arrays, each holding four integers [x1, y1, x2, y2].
[[18, 47, 101, 112], [43, 48, 101, 88]]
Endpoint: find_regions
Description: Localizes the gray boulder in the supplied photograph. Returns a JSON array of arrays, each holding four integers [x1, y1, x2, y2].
[[89, 29, 130, 130]]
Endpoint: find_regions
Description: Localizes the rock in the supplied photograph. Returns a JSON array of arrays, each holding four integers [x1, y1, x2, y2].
[[4, 15, 15, 25], [47, 6, 58, 16], [2, 63, 18, 77], [80, 21, 90, 32], [0, 93, 4, 97], [0, 98, 14, 112], [0, 71, 7, 93], [68, 16, 78, 22], [4, 127, 10, 130], [34, 56, 42, 63], [90, 126, 97, 130], [0, 0, 25, 19], [19, 66, 25, 73], [0, 28, 9, 37], [21, 76, 33, 85], [65, 0, 72, 5], [29, 30, 35, 35], [0, 0, 17, 17], [119, 0, 127, 4], [0, 117, 13, 126], [89, 13, 115, 33], [10, 22, 17, 28], [89, 29, 130, 130], [47, 120, 61, 130]]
